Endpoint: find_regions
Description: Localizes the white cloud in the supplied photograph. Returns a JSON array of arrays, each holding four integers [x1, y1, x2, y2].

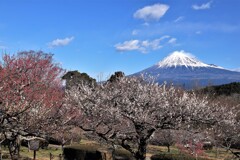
[[48, 36, 74, 48], [168, 38, 177, 44], [141, 39, 163, 51], [115, 40, 141, 52], [192, 1, 213, 10], [159, 35, 170, 40], [134, 4, 169, 21], [115, 35, 174, 53], [174, 16, 184, 23]]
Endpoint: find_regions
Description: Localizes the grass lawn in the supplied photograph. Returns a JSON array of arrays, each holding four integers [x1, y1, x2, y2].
[[147, 145, 238, 160], [1, 140, 239, 160], [1, 145, 63, 160]]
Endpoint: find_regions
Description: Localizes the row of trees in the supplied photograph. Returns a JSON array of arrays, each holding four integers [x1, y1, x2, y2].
[[0, 50, 239, 160]]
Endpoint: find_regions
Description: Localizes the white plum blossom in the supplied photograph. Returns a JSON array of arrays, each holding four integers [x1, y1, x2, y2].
[[65, 75, 237, 160]]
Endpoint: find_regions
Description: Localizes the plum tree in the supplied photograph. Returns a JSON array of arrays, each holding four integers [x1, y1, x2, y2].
[[65, 73, 237, 160], [0, 51, 65, 159]]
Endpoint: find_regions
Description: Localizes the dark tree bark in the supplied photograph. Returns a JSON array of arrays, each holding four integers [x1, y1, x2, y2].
[[8, 138, 20, 160], [134, 138, 148, 160], [131, 123, 155, 160], [167, 145, 170, 152]]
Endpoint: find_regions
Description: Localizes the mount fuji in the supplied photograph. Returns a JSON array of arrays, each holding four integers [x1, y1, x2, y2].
[[132, 51, 240, 89]]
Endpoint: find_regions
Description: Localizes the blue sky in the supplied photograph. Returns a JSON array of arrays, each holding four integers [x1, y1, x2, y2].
[[1, 0, 240, 79]]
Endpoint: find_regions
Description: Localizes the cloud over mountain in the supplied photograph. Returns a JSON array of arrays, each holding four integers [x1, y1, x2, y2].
[[115, 36, 174, 53]]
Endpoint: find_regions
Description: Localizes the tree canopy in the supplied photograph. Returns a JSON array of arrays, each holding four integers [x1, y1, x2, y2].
[[62, 70, 96, 89], [0, 51, 65, 159], [65, 73, 237, 160]]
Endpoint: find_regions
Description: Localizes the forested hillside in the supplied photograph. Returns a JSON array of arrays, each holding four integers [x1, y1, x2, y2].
[[198, 82, 240, 96]]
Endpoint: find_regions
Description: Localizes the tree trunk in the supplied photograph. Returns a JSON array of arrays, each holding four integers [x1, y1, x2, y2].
[[62, 144, 64, 151], [33, 150, 36, 160], [167, 145, 170, 152], [133, 123, 155, 160], [134, 138, 147, 160], [8, 138, 20, 160]]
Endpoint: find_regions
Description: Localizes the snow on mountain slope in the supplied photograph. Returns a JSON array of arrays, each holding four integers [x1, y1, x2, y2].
[[157, 50, 223, 69], [231, 68, 240, 72]]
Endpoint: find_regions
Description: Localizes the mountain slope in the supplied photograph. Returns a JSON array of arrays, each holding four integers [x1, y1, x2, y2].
[[132, 51, 240, 89]]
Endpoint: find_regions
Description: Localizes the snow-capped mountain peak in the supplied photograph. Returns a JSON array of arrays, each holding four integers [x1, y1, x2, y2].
[[157, 50, 222, 69], [132, 50, 240, 89]]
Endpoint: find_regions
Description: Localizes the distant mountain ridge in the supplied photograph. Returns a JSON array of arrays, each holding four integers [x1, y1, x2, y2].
[[132, 51, 240, 89]]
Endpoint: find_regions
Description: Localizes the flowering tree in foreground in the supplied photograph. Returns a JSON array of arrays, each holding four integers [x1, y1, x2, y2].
[[65, 72, 237, 160], [0, 51, 65, 159]]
